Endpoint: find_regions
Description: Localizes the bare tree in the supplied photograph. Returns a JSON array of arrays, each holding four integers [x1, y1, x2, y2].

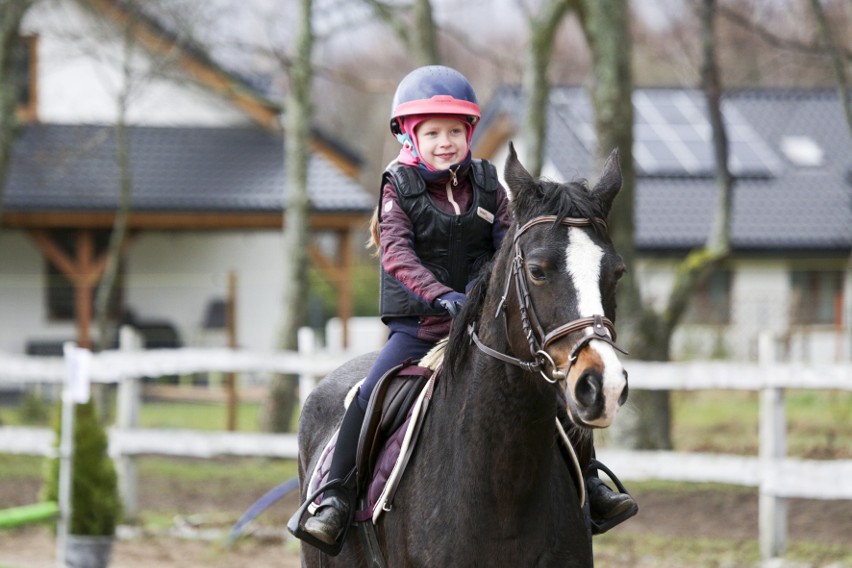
[[94, 6, 138, 352], [515, 0, 575, 177], [578, 0, 735, 450], [0, 0, 34, 225], [579, 0, 668, 449], [262, 0, 315, 433], [361, 0, 438, 65], [808, 0, 852, 133]]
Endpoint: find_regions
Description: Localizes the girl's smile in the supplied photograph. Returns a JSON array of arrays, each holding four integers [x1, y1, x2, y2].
[[415, 117, 469, 170]]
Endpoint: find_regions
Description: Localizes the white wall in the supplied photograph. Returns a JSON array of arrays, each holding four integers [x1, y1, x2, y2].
[[127, 231, 286, 351], [0, 230, 287, 354], [22, 0, 254, 127], [731, 261, 790, 357], [0, 231, 76, 353]]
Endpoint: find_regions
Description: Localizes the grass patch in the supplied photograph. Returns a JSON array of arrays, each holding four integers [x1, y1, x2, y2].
[[137, 456, 297, 485], [0, 454, 43, 479], [136, 401, 265, 432], [596, 531, 852, 567], [670, 389, 852, 458], [596, 533, 761, 567]]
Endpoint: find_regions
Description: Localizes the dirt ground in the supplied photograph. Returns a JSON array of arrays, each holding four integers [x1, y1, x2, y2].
[[2, 476, 851, 567]]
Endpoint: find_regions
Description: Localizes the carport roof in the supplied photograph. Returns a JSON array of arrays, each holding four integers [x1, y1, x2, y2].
[[3, 123, 374, 222]]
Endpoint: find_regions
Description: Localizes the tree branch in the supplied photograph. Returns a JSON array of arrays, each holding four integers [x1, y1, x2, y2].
[[717, 2, 852, 62], [808, 0, 852, 135]]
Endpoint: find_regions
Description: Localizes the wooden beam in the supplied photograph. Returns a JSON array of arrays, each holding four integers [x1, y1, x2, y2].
[[308, 230, 354, 348], [28, 229, 138, 349], [75, 230, 94, 348], [5, 211, 370, 231], [28, 230, 78, 281], [337, 230, 353, 348], [309, 138, 360, 179], [308, 244, 344, 282], [471, 112, 516, 160]]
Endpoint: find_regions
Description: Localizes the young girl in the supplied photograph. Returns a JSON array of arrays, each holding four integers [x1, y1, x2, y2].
[[303, 65, 511, 545], [303, 65, 636, 547]]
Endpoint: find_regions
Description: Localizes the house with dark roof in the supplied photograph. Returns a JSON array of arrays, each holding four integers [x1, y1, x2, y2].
[[0, 0, 374, 354], [474, 86, 851, 362]]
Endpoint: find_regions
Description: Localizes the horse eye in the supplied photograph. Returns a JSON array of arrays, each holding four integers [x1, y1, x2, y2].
[[528, 264, 547, 281]]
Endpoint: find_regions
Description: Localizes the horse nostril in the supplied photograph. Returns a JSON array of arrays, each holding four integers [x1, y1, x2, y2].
[[618, 378, 629, 406], [575, 372, 601, 408]]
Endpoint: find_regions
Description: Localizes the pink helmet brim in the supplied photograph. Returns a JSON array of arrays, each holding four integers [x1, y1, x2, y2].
[[394, 96, 480, 124]]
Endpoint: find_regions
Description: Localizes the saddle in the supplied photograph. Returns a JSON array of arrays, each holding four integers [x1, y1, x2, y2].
[[288, 360, 437, 556]]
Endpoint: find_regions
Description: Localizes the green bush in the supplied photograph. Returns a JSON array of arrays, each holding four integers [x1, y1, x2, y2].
[[18, 391, 51, 425], [41, 400, 121, 536], [309, 260, 380, 323]]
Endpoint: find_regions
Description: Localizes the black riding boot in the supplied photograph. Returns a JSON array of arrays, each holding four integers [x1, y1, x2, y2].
[[586, 461, 638, 534], [303, 397, 367, 546], [588, 476, 635, 519]]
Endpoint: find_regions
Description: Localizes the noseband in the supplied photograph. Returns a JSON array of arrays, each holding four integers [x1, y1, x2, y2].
[[468, 215, 627, 383]]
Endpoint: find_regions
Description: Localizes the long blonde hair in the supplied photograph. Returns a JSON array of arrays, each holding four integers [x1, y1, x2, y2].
[[366, 205, 380, 257]]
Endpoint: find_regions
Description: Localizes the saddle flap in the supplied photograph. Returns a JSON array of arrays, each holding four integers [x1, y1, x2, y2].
[[356, 362, 431, 491]]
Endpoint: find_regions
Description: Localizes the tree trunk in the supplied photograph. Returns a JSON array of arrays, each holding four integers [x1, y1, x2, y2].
[[518, 0, 573, 177], [0, 0, 34, 225], [581, 0, 737, 450], [808, 0, 852, 134], [95, 9, 136, 352], [410, 0, 438, 65], [581, 0, 672, 449], [364, 0, 438, 65], [262, 0, 314, 433]]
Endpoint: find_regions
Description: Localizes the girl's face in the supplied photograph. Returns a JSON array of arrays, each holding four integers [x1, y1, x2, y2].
[[414, 117, 469, 170]]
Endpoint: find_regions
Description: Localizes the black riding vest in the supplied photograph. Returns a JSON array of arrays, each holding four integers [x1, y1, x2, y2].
[[379, 160, 500, 318]]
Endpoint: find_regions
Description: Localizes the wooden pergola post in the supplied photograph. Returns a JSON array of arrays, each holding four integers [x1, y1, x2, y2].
[[308, 227, 356, 349], [28, 229, 109, 349]]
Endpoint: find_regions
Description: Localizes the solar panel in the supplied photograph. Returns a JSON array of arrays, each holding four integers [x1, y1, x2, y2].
[[553, 88, 781, 178]]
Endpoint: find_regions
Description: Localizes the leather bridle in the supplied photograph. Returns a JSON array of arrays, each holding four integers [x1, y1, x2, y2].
[[468, 215, 627, 384]]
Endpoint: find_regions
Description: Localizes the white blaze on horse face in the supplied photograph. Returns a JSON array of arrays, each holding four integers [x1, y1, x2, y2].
[[565, 228, 627, 426]]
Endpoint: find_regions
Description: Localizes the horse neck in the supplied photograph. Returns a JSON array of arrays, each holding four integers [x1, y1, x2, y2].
[[434, 323, 559, 487]]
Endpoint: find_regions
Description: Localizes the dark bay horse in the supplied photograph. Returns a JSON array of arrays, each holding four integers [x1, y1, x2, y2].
[[295, 144, 628, 567]]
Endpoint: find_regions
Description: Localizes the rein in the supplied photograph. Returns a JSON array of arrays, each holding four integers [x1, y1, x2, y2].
[[468, 215, 627, 383]]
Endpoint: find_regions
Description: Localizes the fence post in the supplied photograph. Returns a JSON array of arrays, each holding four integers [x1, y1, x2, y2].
[[298, 327, 317, 411], [758, 332, 787, 561], [116, 326, 142, 521], [57, 343, 91, 567]]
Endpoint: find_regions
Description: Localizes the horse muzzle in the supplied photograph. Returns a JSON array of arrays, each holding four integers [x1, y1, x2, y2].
[[551, 337, 628, 428]]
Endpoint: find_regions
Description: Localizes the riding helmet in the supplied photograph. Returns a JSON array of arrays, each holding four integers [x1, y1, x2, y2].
[[389, 65, 480, 136]]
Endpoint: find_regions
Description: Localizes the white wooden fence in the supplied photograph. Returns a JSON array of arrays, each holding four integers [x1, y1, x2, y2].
[[0, 329, 849, 561]]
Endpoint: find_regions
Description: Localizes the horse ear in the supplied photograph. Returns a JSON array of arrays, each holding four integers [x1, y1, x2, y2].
[[591, 148, 622, 217], [503, 142, 538, 200]]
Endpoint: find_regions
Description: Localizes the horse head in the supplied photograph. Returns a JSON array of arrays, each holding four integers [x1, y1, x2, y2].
[[499, 142, 628, 428]]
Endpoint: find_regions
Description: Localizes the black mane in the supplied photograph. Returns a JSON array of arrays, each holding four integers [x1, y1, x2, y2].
[[515, 177, 605, 226]]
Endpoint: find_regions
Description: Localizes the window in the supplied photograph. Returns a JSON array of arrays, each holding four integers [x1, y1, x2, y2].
[[685, 270, 731, 325], [13, 34, 37, 121], [790, 270, 843, 325]]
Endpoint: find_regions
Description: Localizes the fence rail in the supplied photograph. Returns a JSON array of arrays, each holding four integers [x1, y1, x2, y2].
[[0, 331, 850, 561]]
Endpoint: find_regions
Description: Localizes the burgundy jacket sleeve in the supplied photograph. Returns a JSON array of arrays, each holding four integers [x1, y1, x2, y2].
[[379, 182, 454, 305]]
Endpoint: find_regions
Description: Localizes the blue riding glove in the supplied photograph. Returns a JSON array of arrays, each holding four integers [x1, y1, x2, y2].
[[435, 291, 466, 318]]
